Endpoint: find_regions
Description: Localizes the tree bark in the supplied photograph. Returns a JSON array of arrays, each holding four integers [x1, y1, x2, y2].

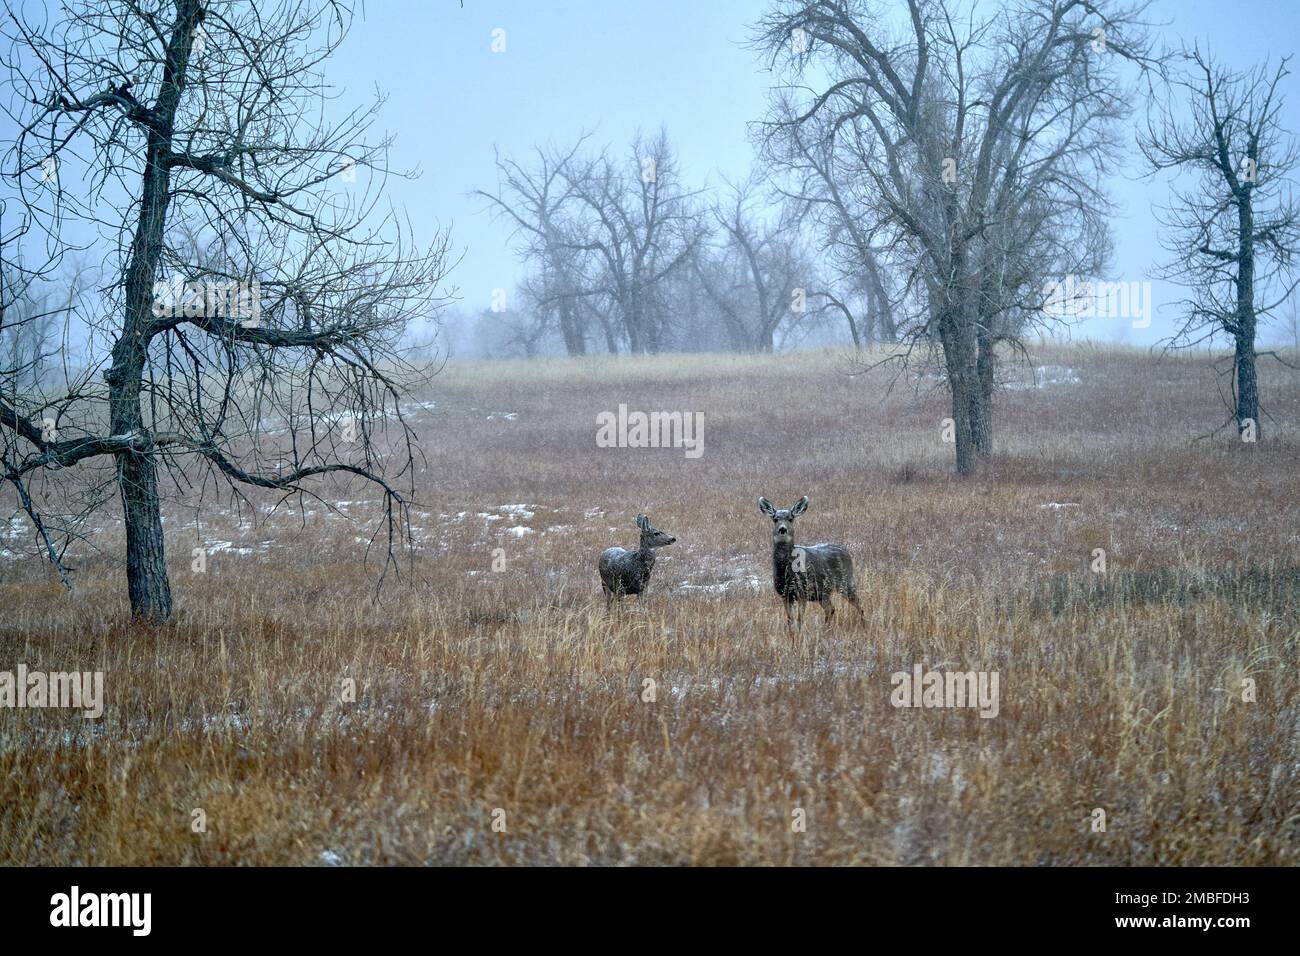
[[973, 320, 995, 456], [117, 449, 172, 621], [857, 285, 871, 346], [1235, 331, 1259, 438], [1235, 190, 1260, 439], [864, 257, 895, 342], [107, 0, 202, 622], [596, 308, 619, 354], [625, 290, 645, 354], [938, 303, 981, 477], [557, 296, 585, 356]]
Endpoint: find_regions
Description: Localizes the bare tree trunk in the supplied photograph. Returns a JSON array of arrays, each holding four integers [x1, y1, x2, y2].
[[847, 309, 863, 349], [117, 449, 172, 621], [596, 310, 619, 354], [1236, 331, 1259, 437], [558, 295, 585, 356], [938, 306, 980, 477], [625, 292, 646, 354], [1236, 196, 1260, 439], [858, 284, 872, 345], [865, 258, 895, 342], [973, 321, 995, 456], [106, 0, 202, 622]]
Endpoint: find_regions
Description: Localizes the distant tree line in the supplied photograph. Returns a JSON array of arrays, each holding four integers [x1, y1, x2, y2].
[[473, 128, 882, 357]]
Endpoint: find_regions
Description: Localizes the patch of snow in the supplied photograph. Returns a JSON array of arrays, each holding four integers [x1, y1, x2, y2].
[[673, 575, 762, 595], [205, 540, 258, 556], [400, 399, 438, 414], [199, 711, 248, 733], [1003, 365, 1081, 390]]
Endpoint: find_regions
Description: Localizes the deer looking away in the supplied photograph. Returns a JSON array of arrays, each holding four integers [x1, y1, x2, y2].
[[599, 514, 676, 610], [757, 496, 864, 633]]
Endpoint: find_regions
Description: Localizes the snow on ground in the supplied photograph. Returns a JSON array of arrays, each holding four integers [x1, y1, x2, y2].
[[673, 575, 763, 596], [204, 539, 260, 556], [915, 364, 1082, 391], [1003, 365, 1082, 390]]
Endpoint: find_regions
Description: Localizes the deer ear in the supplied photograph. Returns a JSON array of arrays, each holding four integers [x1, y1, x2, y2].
[[757, 497, 776, 517], [636, 514, 649, 531], [791, 496, 809, 516]]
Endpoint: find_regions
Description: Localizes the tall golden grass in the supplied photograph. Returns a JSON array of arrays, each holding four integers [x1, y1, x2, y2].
[[1, 343, 1297, 864]]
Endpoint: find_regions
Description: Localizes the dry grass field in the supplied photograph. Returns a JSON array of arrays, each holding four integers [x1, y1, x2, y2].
[[2, 342, 1298, 865]]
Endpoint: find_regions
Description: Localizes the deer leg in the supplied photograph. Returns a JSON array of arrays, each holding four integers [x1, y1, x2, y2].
[[844, 587, 866, 625], [820, 595, 835, 626], [784, 597, 795, 634]]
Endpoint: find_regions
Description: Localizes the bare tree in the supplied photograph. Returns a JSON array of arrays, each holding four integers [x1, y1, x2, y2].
[[1284, 294, 1300, 351], [475, 137, 593, 356], [561, 129, 707, 354], [699, 175, 813, 352], [762, 102, 897, 344], [1, 262, 82, 394], [757, 0, 1151, 474], [1, 0, 452, 621], [1141, 50, 1300, 440]]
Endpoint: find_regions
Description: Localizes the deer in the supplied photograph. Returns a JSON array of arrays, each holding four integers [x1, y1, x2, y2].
[[599, 514, 676, 611], [757, 495, 864, 634]]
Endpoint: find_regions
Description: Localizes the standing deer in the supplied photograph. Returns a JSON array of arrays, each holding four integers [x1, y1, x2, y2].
[[757, 495, 864, 633], [599, 514, 676, 610]]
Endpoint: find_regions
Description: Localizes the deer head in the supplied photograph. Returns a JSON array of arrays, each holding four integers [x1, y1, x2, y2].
[[757, 495, 808, 545], [636, 513, 676, 550]]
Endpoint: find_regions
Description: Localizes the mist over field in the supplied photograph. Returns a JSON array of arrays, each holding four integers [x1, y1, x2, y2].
[[1, 0, 1298, 878]]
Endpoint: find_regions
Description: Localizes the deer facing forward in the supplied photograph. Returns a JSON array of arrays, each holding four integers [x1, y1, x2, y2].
[[599, 514, 676, 610], [757, 495, 864, 633]]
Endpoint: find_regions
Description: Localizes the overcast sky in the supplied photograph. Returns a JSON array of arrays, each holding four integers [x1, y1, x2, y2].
[[312, 0, 1299, 346], [5, 0, 1299, 348]]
